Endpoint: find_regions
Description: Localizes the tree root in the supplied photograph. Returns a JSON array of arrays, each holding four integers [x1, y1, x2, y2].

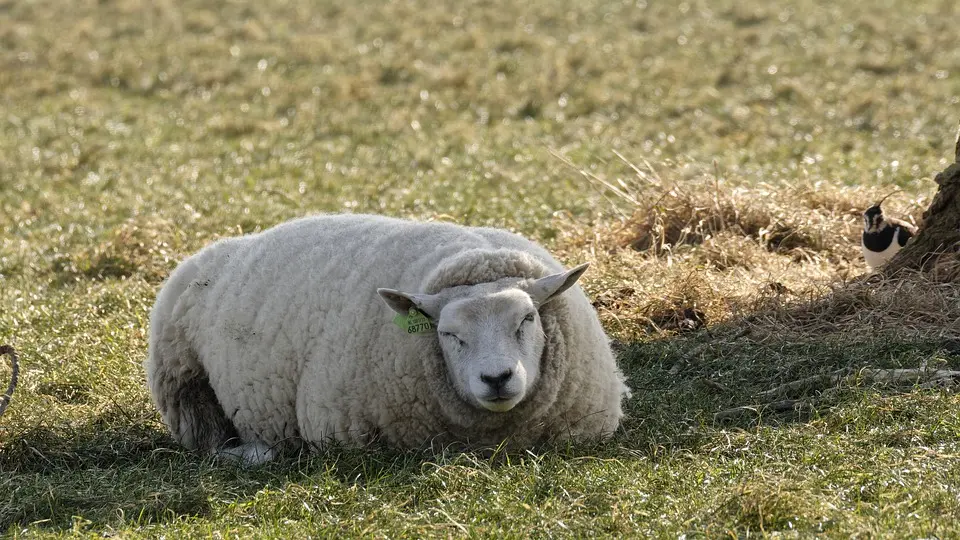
[[758, 369, 850, 398], [714, 367, 960, 423]]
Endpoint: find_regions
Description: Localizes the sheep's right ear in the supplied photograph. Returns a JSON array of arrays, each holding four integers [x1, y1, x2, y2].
[[377, 289, 443, 320]]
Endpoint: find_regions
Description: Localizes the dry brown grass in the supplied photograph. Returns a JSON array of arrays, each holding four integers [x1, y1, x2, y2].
[[552, 155, 935, 341]]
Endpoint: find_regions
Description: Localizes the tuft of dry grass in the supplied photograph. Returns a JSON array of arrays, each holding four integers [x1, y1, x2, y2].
[[552, 154, 933, 341], [625, 185, 842, 257]]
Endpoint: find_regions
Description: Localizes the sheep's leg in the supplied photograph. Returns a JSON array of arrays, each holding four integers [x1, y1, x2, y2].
[[161, 362, 279, 466], [148, 322, 238, 454], [172, 374, 240, 453]]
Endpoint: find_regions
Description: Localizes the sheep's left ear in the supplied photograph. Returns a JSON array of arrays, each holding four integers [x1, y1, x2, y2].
[[525, 263, 589, 306], [377, 288, 444, 320]]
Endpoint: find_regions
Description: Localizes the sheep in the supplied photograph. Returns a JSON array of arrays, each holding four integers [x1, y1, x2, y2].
[[145, 214, 632, 465]]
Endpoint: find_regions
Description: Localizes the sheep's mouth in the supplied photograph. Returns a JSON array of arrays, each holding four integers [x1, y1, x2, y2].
[[484, 391, 519, 402], [478, 394, 521, 412]]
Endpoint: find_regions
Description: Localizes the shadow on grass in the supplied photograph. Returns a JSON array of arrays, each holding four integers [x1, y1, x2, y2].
[[0, 410, 522, 533], [615, 324, 960, 447]]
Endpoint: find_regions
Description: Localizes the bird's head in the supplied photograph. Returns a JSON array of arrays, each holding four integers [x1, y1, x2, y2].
[[862, 204, 885, 232], [862, 190, 898, 233]]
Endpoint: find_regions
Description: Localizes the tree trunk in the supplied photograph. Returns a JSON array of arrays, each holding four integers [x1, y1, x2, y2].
[[880, 124, 960, 278]]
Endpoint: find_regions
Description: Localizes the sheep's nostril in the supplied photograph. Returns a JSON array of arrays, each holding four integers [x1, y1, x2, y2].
[[481, 369, 513, 390]]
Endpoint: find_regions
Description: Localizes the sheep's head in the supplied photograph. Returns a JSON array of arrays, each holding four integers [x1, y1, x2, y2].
[[378, 263, 588, 413]]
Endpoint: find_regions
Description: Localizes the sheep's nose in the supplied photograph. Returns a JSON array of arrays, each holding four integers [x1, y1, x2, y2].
[[481, 369, 513, 390]]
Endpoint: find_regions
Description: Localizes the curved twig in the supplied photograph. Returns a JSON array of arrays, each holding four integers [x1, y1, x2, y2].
[[0, 344, 19, 418]]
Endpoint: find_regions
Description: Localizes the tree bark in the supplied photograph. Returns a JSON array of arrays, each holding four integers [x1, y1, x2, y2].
[[880, 124, 960, 278]]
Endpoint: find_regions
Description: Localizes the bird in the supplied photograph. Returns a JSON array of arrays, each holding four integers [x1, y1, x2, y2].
[[861, 191, 918, 270]]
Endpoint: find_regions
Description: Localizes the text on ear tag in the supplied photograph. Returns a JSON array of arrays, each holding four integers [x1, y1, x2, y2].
[[393, 307, 433, 334]]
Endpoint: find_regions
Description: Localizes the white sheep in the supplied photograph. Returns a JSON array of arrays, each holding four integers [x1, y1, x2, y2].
[[145, 214, 631, 465]]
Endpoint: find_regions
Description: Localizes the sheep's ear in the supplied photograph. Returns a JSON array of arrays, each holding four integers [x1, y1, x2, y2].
[[377, 288, 443, 319], [526, 263, 589, 306]]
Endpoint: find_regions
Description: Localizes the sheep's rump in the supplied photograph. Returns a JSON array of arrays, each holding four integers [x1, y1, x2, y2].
[[146, 214, 627, 452]]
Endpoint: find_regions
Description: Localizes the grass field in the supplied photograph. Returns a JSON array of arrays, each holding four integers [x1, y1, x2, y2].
[[3, 0, 960, 537]]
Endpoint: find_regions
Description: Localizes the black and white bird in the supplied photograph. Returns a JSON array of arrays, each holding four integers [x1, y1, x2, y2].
[[861, 192, 918, 270]]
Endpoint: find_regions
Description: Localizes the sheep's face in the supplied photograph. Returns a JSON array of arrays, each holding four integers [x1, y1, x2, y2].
[[378, 263, 589, 413], [435, 289, 545, 412]]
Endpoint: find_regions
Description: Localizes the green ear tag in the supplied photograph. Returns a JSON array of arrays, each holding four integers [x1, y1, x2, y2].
[[393, 307, 433, 334]]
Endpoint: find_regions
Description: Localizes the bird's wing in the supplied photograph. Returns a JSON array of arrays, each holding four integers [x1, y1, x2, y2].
[[896, 224, 914, 247]]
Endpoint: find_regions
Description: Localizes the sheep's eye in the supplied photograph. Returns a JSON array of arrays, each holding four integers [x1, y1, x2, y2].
[[440, 331, 465, 347], [516, 312, 536, 340]]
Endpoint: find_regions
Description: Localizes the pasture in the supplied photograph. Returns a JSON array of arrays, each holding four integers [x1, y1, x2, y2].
[[2, 0, 960, 537]]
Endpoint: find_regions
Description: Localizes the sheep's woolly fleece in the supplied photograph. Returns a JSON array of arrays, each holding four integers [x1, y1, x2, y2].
[[145, 214, 631, 459]]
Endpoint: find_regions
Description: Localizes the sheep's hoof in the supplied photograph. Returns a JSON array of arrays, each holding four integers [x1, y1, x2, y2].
[[216, 440, 278, 466]]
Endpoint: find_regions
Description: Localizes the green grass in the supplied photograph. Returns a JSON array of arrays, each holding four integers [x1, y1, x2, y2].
[[3, 0, 960, 537]]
